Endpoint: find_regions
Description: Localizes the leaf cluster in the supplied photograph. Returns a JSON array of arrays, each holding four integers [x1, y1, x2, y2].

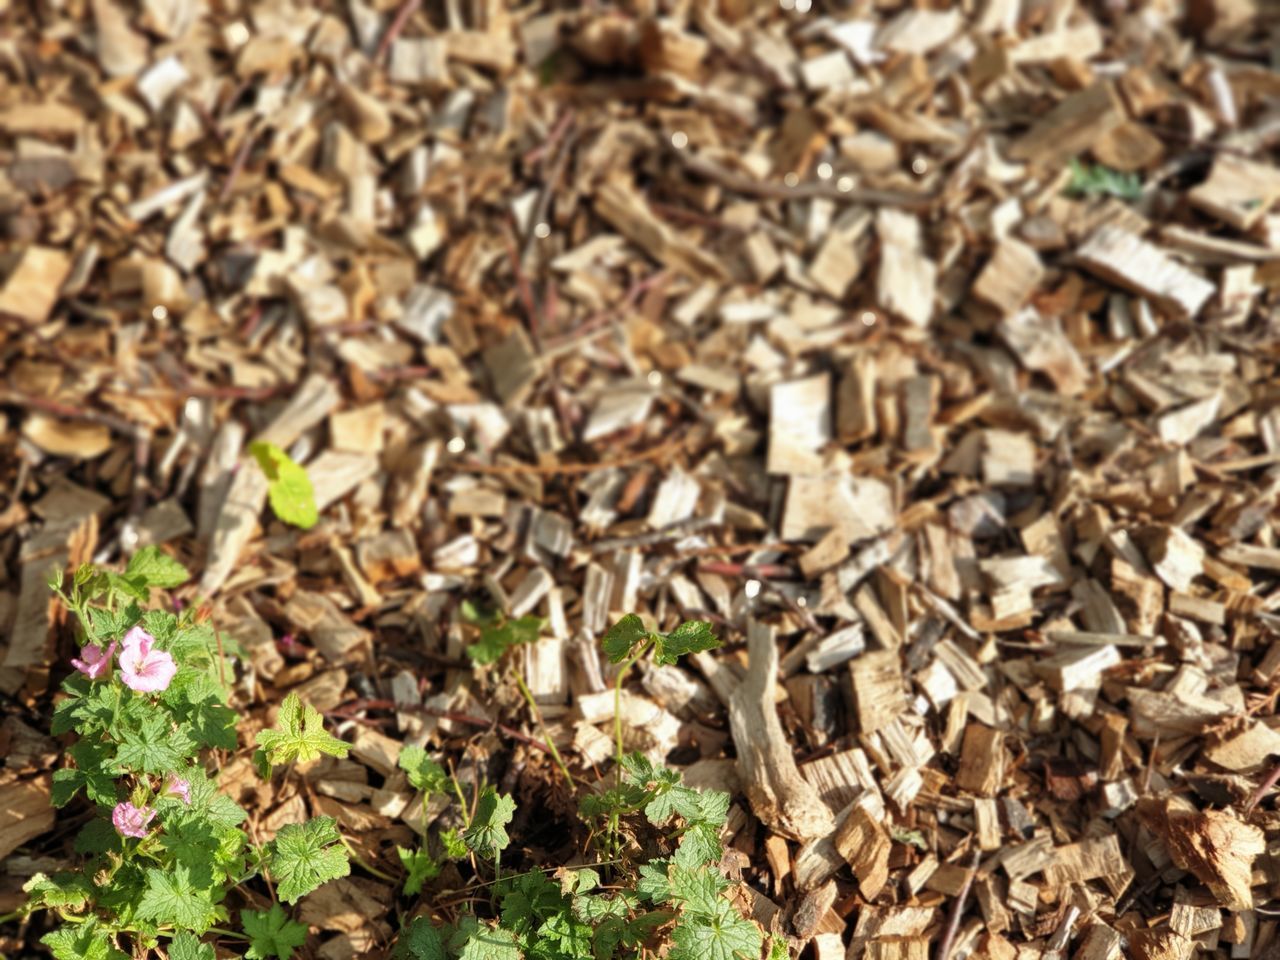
[[601, 615, 720, 667], [460, 601, 546, 666], [35, 555, 350, 960], [396, 753, 762, 960]]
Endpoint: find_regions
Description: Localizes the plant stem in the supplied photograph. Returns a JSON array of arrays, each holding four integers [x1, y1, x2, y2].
[[447, 762, 472, 829], [613, 638, 653, 769], [512, 668, 574, 789], [341, 835, 397, 883]]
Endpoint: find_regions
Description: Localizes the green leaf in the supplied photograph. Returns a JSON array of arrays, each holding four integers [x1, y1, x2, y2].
[[137, 865, 219, 933], [169, 932, 216, 960], [890, 826, 928, 850], [269, 817, 351, 904], [674, 821, 723, 869], [42, 920, 129, 960], [255, 692, 349, 776], [53, 741, 118, 807], [243, 904, 309, 960], [23, 872, 94, 911], [158, 817, 223, 890], [669, 899, 762, 960], [466, 615, 544, 665], [249, 441, 319, 529], [1065, 159, 1143, 201], [395, 917, 446, 960], [635, 860, 673, 904], [653, 620, 719, 666], [602, 614, 648, 663], [397, 845, 442, 896], [114, 712, 197, 775], [538, 910, 594, 959], [668, 864, 728, 916], [125, 546, 190, 589], [767, 938, 790, 960], [456, 923, 521, 960], [464, 788, 515, 859], [399, 745, 449, 795], [440, 827, 468, 861]]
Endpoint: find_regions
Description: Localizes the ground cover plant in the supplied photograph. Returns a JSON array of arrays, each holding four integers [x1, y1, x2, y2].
[[23, 550, 349, 959], [390, 613, 765, 960], [24, 555, 768, 960]]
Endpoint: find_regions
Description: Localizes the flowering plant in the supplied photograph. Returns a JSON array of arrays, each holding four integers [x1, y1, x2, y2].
[[25, 548, 350, 960]]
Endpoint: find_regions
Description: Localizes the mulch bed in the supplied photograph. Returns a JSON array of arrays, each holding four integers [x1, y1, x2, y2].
[[3, 0, 1280, 957]]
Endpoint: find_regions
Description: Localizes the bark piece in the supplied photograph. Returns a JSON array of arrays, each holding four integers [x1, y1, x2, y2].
[[1138, 799, 1263, 909], [1076, 225, 1216, 319], [833, 804, 891, 900], [729, 621, 835, 842], [0, 246, 70, 323]]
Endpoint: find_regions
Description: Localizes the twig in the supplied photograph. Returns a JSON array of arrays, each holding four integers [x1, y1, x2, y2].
[[539, 269, 668, 355], [1247, 757, 1280, 813], [674, 148, 939, 211], [375, 0, 422, 64], [518, 111, 576, 268], [0, 389, 140, 437], [218, 127, 261, 203], [589, 517, 715, 553], [936, 848, 981, 960]]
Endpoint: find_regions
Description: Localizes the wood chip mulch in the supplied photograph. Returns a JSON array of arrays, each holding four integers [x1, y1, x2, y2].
[[3, 0, 1280, 958]]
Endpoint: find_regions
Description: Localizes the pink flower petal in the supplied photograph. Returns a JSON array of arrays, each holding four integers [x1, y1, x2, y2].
[[111, 801, 155, 839]]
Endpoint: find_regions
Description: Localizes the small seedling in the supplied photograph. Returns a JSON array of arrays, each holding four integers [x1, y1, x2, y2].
[[1065, 159, 1144, 202], [249, 440, 318, 529]]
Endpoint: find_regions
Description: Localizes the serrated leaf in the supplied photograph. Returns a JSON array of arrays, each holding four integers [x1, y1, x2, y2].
[[635, 860, 673, 904], [653, 620, 719, 666], [644, 783, 702, 826], [572, 891, 633, 923], [538, 910, 594, 959], [270, 817, 350, 904], [397, 845, 442, 896], [456, 923, 521, 960], [399, 745, 449, 795], [767, 938, 789, 960], [42, 920, 129, 960], [243, 904, 309, 960], [114, 712, 197, 775], [466, 615, 544, 665], [668, 864, 728, 916], [674, 821, 723, 869], [158, 817, 223, 890], [255, 692, 349, 775], [440, 827, 468, 861], [137, 865, 218, 933], [125, 546, 190, 590], [602, 614, 648, 663], [75, 817, 122, 855], [669, 899, 762, 960], [394, 917, 446, 960], [23, 872, 94, 910], [170, 932, 216, 960], [249, 441, 318, 529], [54, 741, 118, 807], [464, 788, 515, 859]]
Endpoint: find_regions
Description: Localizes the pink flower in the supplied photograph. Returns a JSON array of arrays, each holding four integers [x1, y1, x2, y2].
[[118, 627, 177, 694], [164, 774, 191, 805], [70, 640, 117, 680], [112, 801, 155, 839]]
